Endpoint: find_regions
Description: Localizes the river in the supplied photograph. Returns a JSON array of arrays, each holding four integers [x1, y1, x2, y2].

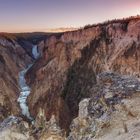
[[17, 45, 40, 120]]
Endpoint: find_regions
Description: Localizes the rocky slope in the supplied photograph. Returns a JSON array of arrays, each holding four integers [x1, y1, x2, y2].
[[26, 17, 140, 134], [0, 34, 34, 122]]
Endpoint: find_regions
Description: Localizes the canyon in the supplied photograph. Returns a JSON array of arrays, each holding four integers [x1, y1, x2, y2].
[[0, 16, 140, 140]]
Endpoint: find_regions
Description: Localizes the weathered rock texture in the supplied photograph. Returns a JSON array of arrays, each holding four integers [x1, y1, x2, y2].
[[0, 34, 33, 122], [0, 116, 32, 140], [25, 17, 140, 134], [68, 72, 140, 139]]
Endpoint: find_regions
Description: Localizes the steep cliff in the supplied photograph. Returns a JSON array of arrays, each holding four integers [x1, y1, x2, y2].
[[68, 72, 140, 140], [26, 17, 140, 134]]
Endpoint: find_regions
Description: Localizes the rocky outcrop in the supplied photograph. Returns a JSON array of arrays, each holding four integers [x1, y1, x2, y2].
[[26, 17, 140, 133], [0, 114, 66, 140], [0, 116, 32, 140], [38, 115, 66, 140], [68, 72, 140, 140]]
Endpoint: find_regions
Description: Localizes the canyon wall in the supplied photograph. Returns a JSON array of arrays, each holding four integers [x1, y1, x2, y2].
[[0, 35, 33, 122], [26, 17, 140, 132], [0, 32, 58, 123]]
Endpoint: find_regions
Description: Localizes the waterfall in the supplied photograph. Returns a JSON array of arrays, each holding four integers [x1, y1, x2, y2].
[[32, 45, 40, 59], [17, 45, 40, 120]]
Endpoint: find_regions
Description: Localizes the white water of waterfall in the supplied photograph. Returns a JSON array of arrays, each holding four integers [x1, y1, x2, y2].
[[32, 45, 40, 59], [17, 45, 40, 120]]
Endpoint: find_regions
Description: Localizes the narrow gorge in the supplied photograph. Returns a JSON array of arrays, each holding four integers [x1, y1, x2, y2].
[[18, 45, 40, 121]]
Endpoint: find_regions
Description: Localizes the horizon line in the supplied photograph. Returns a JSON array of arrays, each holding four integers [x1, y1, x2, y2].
[[0, 15, 139, 33]]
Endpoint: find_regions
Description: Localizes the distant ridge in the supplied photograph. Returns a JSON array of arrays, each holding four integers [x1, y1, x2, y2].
[[45, 27, 78, 33]]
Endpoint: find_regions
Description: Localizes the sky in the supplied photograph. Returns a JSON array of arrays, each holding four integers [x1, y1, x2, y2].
[[0, 0, 140, 32]]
